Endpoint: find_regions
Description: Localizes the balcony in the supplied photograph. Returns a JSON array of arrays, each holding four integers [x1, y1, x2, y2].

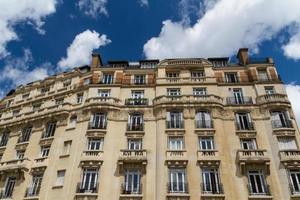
[[31, 157, 48, 169], [0, 158, 31, 174], [226, 97, 253, 105], [201, 183, 225, 200], [195, 120, 214, 129], [197, 150, 220, 167], [75, 182, 98, 199], [236, 122, 256, 132], [125, 98, 148, 106], [120, 184, 143, 200], [290, 184, 300, 200], [85, 97, 121, 107], [80, 150, 104, 167], [153, 95, 223, 107], [271, 119, 293, 129], [0, 190, 13, 199], [166, 150, 188, 166], [279, 150, 300, 167], [166, 182, 190, 200], [248, 184, 272, 200], [87, 121, 107, 130], [127, 123, 144, 132], [118, 150, 147, 173], [166, 121, 184, 129], [237, 150, 270, 174], [256, 94, 289, 105]]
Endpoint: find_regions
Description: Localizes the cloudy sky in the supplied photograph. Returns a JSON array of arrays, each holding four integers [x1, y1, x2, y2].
[[0, 0, 300, 124]]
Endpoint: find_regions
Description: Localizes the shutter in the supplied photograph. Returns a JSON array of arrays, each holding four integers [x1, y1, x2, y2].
[[115, 72, 123, 84], [268, 68, 278, 80], [239, 71, 249, 82], [148, 74, 155, 84], [249, 69, 258, 81], [122, 74, 131, 85], [214, 72, 223, 83]]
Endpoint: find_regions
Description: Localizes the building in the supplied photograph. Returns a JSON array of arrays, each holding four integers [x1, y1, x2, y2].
[[0, 48, 299, 200]]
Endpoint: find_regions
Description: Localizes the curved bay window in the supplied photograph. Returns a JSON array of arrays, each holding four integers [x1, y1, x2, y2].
[[195, 111, 212, 128], [271, 110, 293, 129], [127, 113, 143, 131], [89, 113, 107, 129]]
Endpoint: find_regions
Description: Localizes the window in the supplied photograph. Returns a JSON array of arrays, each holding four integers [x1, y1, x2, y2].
[[167, 111, 184, 129], [128, 139, 142, 150], [225, 72, 238, 83], [169, 137, 184, 150], [62, 141, 72, 155], [69, 116, 77, 128], [235, 113, 253, 130], [6, 100, 13, 108], [43, 121, 57, 138], [40, 87, 50, 94], [167, 88, 181, 96], [169, 169, 187, 193], [84, 78, 91, 85], [79, 168, 98, 193], [247, 170, 268, 195], [98, 90, 110, 97], [240, 139, 257, 150], [22, 93, 30, 99], [195, 111, 212, 128], [123, 169, 141, 194], [232, 88, 244, 104], [26, 174, 43, 197], [63, 80, 71, 87], [289, 170, 300, 194], [278, 137, 297, 150], [0, 130, 9, 147], [264, 86, 275, 95], [90, 113, 107, 129], [131, 90, 144, 99], [134, 75, 146, 84], [55, 170, 65, 187], [191, 71, 205, 81], [199, 137, 215, 150], [16, 150, 25, 159], [40, 146, 50, 157], [166, 72, 179, 78], [87, 138, 103, 151], [128, 113, 143, 131], [258, 69, 268, 81], [271, 111, 291, 128], [3, 177, 16, 198], [211, 60, 227, 67], [102, 74, 114, 84], [55, 98, 64, 105], [19, 126, 32, 143], [77, 94, 83, 104], [32, 103, 41, 111], [202, 168, 222, 194], [12, 110, 20, 116], [193, 88, 207, 96]]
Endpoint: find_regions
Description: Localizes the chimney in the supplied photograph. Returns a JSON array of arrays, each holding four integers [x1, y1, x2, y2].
[[91, 53, 103, 68], [236, 48, 249, 65]]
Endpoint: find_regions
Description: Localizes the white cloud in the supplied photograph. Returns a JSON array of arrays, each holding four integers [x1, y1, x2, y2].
[[286, 83, 300, 127], [0, 49, 52, 97], [139, 0, 149, 7], [0, 0, 57, 58], [78, 0, 108, 18], [143, 0, 300, 59], [58, 30, 111, 70], [282, 32, 300, 60]]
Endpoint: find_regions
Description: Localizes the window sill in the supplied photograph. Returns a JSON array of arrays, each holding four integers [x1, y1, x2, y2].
[[59, 154, 70, 159], [52, 185, 64, 189], [65, 127, 76, 131]]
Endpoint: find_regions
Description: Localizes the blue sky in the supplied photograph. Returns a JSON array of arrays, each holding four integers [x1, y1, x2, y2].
[[0, 0, 300, 122]]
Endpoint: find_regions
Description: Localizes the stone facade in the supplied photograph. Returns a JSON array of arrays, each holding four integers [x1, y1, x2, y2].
[[0, 48, 299, 200]]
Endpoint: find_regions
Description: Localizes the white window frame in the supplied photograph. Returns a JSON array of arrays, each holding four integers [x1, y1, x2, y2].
[[199, 136, 215, 150], [87, 138, 103, 151], [168, 137, 184, 150]]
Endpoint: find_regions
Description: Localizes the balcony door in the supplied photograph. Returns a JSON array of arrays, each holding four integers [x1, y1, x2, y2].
[[169, 169, 186, 193], [124, 170, 141, 193], [202, 168, 221, 194], [167, 112, 183, 128], [28, 174, 43, 196], [131, 91, 144, 99], [81, 169, 98, 192], [91, 113, 106, 129], [248, 170, 267, 194], [233, 89, 244, 104], [271, 111, 289, 128], [290, 170, 300, 194], [4, 177, 16, 198], [196, 111, 212, 128], [128, 113, 143, 130]]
